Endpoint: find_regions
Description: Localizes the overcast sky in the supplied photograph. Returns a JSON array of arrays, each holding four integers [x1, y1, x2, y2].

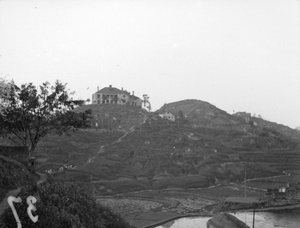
[[0, 0, 299, 128]]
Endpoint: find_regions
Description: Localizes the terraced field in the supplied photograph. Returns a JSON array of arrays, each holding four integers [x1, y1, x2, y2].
[[237, 149, 300, 171]]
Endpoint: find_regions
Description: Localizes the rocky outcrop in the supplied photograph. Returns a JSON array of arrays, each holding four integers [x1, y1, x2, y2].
[[207, 213, 250, 228]]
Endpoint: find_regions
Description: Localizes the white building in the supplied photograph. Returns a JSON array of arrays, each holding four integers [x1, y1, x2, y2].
[[92, 85, 142, 107]]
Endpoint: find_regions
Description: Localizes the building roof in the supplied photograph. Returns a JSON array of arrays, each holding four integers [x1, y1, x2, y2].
[[95, 86, 128, 95], [93, 85, 142, 101], [225, 197, 258, 204], [130, 95, 142, 100], [163, 110, 176, 116]]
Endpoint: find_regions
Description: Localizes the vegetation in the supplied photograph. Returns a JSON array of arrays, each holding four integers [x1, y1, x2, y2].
[[74, 104, 147, 132], [0, 182, 135, 228], [0, 80, 91, 156], [0, 156, 34, 201], [34, 130, 124, 168]]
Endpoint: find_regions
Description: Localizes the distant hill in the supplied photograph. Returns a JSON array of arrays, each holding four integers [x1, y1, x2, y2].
[[157, 99, 300, 141], [157, 99, 238, 129]]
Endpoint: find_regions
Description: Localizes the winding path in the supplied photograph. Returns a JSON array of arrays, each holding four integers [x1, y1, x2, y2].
[[86, 114, 148, 165]]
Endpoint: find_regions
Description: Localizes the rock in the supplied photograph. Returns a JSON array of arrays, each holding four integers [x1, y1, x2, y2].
[[207, 213, 250, 228]]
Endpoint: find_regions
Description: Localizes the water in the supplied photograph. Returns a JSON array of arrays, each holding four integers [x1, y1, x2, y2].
[[234, 211, 300, 228], [155, 217, 211, 228], [155, 212, 300, 228]]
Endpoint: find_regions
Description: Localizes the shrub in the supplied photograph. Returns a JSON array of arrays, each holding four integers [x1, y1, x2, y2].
[[0, 182, 135, 228]]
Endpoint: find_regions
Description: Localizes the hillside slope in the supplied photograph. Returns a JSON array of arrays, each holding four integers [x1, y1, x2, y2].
[[32, 99, 299, 195], [75, 104, 148, 131], [252, 117, 300, 141], [158, 99, 238, 129], [158, 99, 300, 141], [82, 113, 299, 194]]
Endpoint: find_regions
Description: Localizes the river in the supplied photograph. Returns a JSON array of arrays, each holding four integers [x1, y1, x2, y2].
[[155, 211, 300, 228]]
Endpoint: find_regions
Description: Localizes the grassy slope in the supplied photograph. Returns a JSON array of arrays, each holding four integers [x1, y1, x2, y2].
[[33, 130, 124, 169], [33, 101, 300, 195], [81, 115, 299, 195], [75, 104, 148, 131]]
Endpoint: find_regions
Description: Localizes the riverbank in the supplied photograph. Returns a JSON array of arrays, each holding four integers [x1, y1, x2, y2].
[[96, 188, 218, 227], [128, 212, 207, 228], [95, 183, 265, 227], [232, 203, 300, 213], [96, 185, 300, 228], [123, 202, 300, 228]]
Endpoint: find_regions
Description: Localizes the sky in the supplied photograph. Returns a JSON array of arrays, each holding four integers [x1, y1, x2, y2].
[[0, 0, 299, 128]]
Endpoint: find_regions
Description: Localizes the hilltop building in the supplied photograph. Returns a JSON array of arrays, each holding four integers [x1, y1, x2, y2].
[[159, 111, 176, 121], [92, 85, 142, 107]]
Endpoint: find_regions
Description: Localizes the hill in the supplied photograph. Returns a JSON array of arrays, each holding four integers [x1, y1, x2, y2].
[[31, 100, 299, 195], [72, 100, 299, 195], [75, 104, 148, 131], [158, 99, 237, 129], [251, 117, 300, 141], [23, 100, 300, 226], [158, 99, 300, 141], [33, 130, 124, 168]]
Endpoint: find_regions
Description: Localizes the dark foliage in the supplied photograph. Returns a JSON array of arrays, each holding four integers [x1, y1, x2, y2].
[[0, 182, 135, 228], [0, 80, 91, 155]]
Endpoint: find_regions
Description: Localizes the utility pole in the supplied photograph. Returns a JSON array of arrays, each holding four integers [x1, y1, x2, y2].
[[244, 170, 247, 197], [244, 170, 247, 224], [140, 119, 142, 135], [252, 203, 256, 228]]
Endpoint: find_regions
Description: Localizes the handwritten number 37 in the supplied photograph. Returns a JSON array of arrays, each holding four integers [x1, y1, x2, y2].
[[7, 196, 39, 228]]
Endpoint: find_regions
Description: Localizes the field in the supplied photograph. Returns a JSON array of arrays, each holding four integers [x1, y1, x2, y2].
[[93, 183, 269, 228]]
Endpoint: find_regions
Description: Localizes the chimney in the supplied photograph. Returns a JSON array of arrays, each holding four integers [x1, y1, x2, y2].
[[109, 85, 112, 88], [97, 86, 99, 91], [122, 87, 123, 91], [132, 91, 134, 95]]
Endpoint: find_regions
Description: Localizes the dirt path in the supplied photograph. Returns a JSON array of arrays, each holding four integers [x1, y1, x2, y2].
[[243, 170, 291, 184], [86, 114, 148, 166]]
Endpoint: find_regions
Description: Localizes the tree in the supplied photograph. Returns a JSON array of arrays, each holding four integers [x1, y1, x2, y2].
[[0, 78, 13, 112], [0, 80, 91, 156], [142, 94, 151, 112]]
